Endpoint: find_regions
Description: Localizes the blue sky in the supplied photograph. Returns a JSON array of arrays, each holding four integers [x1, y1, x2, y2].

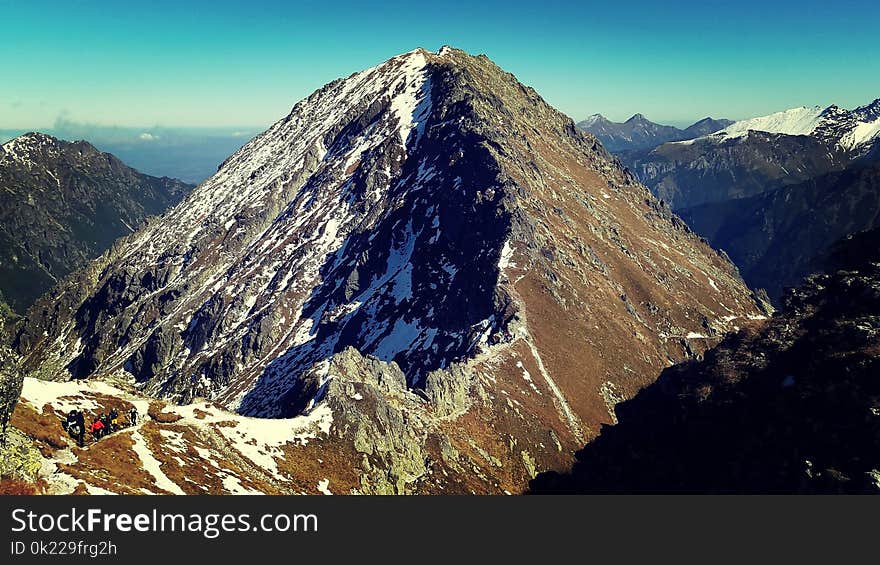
[[2, 0, 879, 130]]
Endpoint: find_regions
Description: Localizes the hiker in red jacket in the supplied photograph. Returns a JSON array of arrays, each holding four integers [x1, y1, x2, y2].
[[88, 417, 106, 441]]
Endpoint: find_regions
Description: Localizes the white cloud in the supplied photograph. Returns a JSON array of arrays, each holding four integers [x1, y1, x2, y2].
[[138, 132, 159, 141]]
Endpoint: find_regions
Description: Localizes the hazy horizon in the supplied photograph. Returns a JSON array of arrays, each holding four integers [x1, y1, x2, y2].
[[3, 0, 879, 133]]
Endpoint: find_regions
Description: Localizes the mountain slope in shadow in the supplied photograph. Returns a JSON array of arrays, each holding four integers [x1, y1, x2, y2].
[[530, 229, 880, 494]]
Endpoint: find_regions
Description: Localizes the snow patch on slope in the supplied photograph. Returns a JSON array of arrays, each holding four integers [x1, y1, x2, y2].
[[130, 429, 186, 494], [212, 403, 333, 480], [843, 119, 880, 149], [18, 377, 334, 487]]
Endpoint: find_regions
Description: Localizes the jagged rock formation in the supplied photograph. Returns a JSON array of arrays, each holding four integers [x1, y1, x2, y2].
[[7, 47, 761, 492], [0, 343, 22, 444], [531, 229, 880, 494], [576, 113, 732, 152], [0, 133, 193, 312]]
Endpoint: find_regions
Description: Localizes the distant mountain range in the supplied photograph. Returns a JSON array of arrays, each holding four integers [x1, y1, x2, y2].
[[576, 113, 733, 152], [0, 132, 193, 313], [613, 98, 880, 301], [1, 126, 260, 185], [626, 99, 880, 210]]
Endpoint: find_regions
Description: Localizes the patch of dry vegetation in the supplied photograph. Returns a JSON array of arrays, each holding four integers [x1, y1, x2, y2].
[[148, 401, 182, 423], [60, 432, 168, 494], [10, 402, 68, 454], [0, 477, 42, 495]]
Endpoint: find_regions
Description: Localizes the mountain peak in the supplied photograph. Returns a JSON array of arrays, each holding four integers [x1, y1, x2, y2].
[[18, 131, 56, 142], [1, 132, 66, 165], [13, 48, 761, 492], [681, 117, 734, 138], [578, 113, 691, 151], [820, 103, 847, 117], [436, 45, 468, 58], [853, 98, 880, 122], [2, 131, 59, 150], [578, 113, 607, 127]]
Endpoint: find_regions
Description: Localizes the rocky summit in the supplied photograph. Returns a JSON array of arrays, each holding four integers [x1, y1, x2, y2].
[[0, 133, 193, 313], [6, 47, 763, 494]]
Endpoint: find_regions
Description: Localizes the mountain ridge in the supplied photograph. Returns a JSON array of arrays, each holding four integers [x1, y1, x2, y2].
[[576, 114, 733, 152], [672, 100, 880, 153], [0, 132, 193, 313]]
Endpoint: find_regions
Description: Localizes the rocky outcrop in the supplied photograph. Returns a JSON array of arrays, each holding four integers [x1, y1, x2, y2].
[[0, 428, 42, 483], [315, 349, 429, 494], [293, 347, 482, 493]]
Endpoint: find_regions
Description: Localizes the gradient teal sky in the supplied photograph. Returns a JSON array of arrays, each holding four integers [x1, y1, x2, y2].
[[3, 0, 878, 129]]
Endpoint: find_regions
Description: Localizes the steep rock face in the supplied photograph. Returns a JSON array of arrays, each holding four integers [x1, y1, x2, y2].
[[11, 48, 761, 486], [0, 343, 22, 443], [0, 133, 193, 312], [624, 131, 850, 210], [531, 229, 880, 493], [679, 161, 880, 301]]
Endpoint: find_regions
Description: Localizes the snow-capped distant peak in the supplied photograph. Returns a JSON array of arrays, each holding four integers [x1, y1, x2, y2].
[[0, 132, 61, 165], [717, 106, 825, 138], [580, 113, 605, 126], [2, 131, 56, 149], [677, 99, 880, 152]]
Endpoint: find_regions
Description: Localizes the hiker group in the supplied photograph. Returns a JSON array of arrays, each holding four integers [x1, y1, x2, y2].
[[63, 406, 138, 447]]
